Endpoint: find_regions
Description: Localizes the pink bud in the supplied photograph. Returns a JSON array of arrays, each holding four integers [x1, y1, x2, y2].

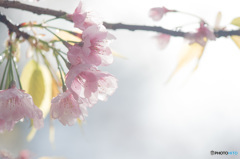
[[149, 7, 170, 21], [154, 33, 171, 50]]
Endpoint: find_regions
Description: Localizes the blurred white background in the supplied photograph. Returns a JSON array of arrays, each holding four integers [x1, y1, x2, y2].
[[1, 0, 240, 158]]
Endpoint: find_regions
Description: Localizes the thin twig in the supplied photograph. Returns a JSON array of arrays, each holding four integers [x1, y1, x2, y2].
[[0, 13, 30, 39], [103, 22, 186, 37], [1, 1, 240, 38]]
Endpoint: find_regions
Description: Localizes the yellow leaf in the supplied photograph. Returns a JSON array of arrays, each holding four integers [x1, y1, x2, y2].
[[167, 42, 206, 82], [21, 60, 52, 141], [52, 77, 61, 98], [49, 122, 55, 145], [231, 17, 240, 27], [26, 128, 37, 141], [231, 36, 240, 49], [214, 12, 222, 30], [52, 30, 82, 45]]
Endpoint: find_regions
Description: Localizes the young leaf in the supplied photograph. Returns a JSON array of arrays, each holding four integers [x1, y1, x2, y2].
[[231, 17, 240, 27], [231, 35, 240, 49], [111, 50, 127, 59], [52, 76, 61, 98], [214, 12, 222, 30], [49, 121, 55, 145], [52, 30, 82, 45], [167, 42, 206, 82]]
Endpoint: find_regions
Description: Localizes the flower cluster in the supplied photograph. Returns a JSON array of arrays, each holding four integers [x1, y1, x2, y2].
[[0, 1, 117, 132], [185, 21, 216, 46], [149, 7, 216, 48], [50, 1, 117, 126]]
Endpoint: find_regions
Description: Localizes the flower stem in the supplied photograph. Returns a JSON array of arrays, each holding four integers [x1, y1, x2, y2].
[[176, 11, 207, 24], [0, 56, 6, 67], [38, 39, 67, 55], [44, 15, 67, 23], [44, 17, 59, 23], [5, 58, 12, 89], [46, 26, 79, 35], [0, 58, 9, 90], [12, 57, 22, 89], [9, 58, 14, 82], [54, 52, 66, 91], [9, 45, 14, 82], [39, 50, 61, 87], [0, 49, 6, 55], [45, 28, 65, 43], [20, 23, 79, 36]]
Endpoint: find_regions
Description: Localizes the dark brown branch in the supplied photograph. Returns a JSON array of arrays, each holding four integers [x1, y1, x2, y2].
[[0, 13, 30, 39], [215, 30, 240, 38], [1, 0, 240, 38], [0, 0, 67, 17], [103, 22, 186, 37]]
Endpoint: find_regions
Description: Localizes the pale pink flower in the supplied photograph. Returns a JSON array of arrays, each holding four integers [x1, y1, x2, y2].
[[154, 33, 171, 50], [17, 150, 31, 159], [69, 1, 96, 30], [0, 150, 13, 159], [67, 25, 115, 66], [185, 22, 216, 46], [149, 7, 170, 21], [0, 86, 43, 132], [66, 64, 117, 105], [50, 90, 88, 126]]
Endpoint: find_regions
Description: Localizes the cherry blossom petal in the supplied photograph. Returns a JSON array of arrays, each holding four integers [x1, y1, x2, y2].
[[17, 150, 31, 159], [50, 91, 88, 126], [0, 86, 43, 132], [66, 64, 117, 105], [154, 33, 171, 50], [69, 1, 97, 30], [67, 25, 115, 66]]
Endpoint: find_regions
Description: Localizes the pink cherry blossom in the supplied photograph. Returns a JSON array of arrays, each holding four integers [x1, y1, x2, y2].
[[149, 7, 170, 21], [50, 90, 88, 126], [69, 1, 96, 30], [17, 150, 31, 159], [67, 25, 115, 66], [154, 33, 171, 50], [65, 64, 117, 105], [0, 86, 43, 132], [185, 22, 216, 46]]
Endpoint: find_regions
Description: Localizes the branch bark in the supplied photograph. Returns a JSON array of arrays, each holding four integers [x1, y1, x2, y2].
[[0, 12, 30, 39], [1, 0, 240, 38], [0, 0, 66, 17], [103, 22, 186, 37]]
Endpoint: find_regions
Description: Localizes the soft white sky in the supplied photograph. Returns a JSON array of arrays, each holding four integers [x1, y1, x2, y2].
[[1, 0, 240, 159]]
